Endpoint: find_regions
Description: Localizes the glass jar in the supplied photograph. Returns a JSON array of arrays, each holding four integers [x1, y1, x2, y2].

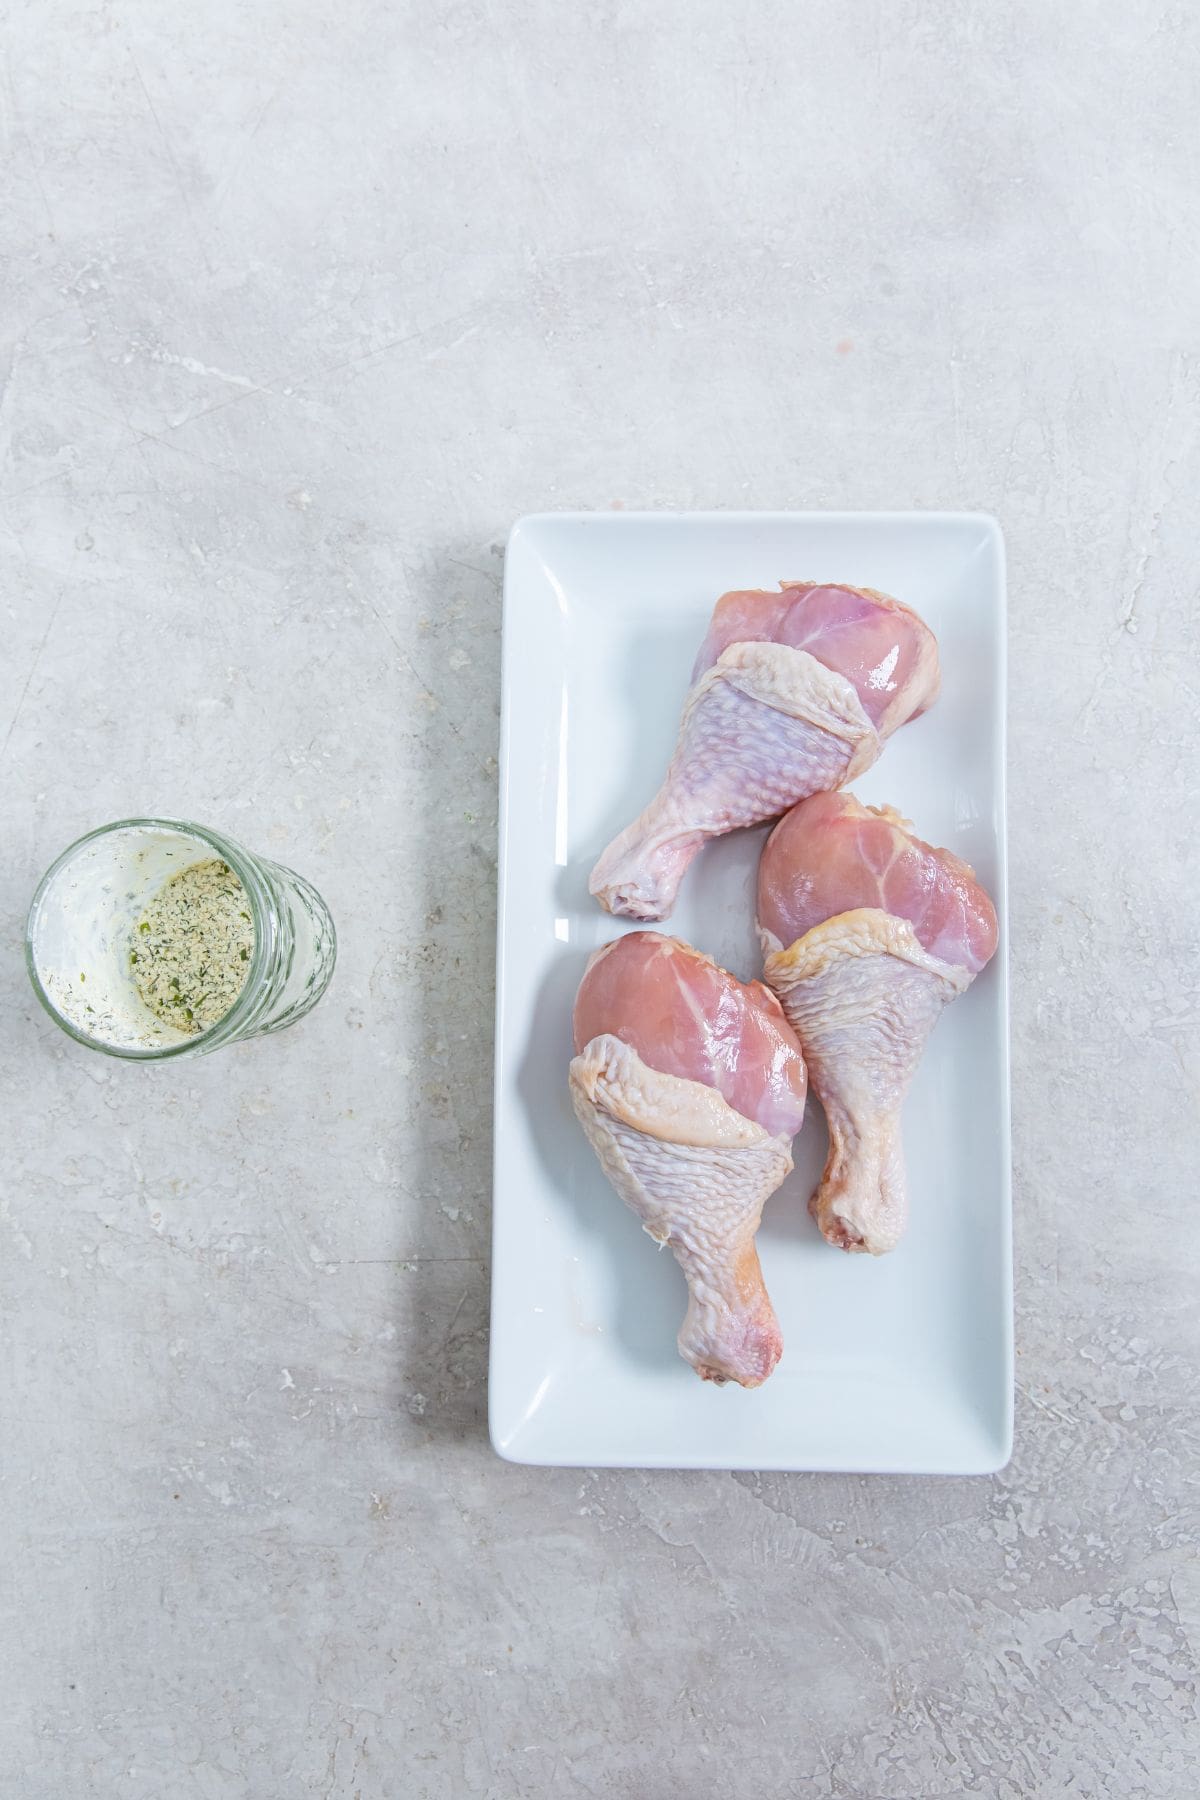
[[25, 818, 337, 1060]]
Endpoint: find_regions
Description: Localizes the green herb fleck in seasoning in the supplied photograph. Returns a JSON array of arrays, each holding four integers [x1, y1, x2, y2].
[[79, 971, 86, 982], [130, 859, 255, 1036]]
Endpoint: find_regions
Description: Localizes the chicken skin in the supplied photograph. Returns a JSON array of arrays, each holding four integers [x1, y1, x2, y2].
[[757, 792, 997, 1255], [589, 583, 940, 921], [570, 931, 807, 1386]]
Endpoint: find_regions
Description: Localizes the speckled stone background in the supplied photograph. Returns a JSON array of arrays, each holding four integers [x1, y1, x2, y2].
[[2, 3, 1197, 1795]]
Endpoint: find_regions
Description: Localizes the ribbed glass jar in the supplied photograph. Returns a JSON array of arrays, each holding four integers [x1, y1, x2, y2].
[[25, 818, 337, 1060]]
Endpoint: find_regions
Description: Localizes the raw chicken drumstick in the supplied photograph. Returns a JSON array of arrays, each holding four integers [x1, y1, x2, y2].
[[590, 583, 940, 921], [757, 792, 997, 1256], [570, 931, 807, 1387]]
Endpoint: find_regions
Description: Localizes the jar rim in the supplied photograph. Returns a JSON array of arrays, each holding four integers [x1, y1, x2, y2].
[[25, 816, 277, 1061]]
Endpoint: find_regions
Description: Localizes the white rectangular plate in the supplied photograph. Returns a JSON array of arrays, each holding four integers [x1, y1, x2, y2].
[[490, 512, 1010, 1472]]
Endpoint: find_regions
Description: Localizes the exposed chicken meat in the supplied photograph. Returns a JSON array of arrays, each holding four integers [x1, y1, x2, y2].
[[570, 931, 806, 1386], [758, 793, 997, 1255], [758, 790, 997, 973], [692, 582, 940, 735], [590, 583, 939, 921], [575, 930, 807, 1140]]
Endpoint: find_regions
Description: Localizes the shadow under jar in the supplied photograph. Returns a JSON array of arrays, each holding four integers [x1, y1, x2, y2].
[[25, 818, 337, 1060]]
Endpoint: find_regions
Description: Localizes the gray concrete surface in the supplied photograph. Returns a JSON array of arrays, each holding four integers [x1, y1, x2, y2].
[[2, 2, 1197, 1794]]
